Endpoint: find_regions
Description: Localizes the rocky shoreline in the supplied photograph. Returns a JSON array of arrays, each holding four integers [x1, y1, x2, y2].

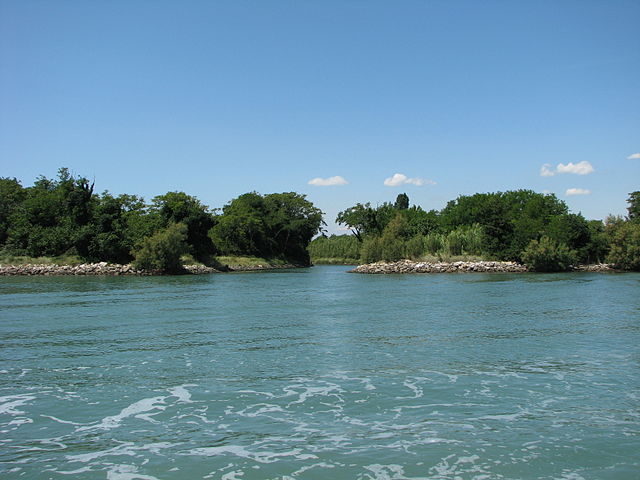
[[0, 260, 616, 276], [0, 262, 305, 276], [349, 259, 615, 274]]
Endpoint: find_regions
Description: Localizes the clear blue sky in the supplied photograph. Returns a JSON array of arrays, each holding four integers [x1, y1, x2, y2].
[[1, 0, 638, 232]]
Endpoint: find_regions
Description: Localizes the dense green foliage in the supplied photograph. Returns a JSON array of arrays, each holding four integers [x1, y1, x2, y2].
[[0, 169, 323, 272], [132, 223, 189, 273], [2, 169, 637, 272], [209, 192, 323, 264], [334, 190, 635, 269], [521, 236, 577, 272], [626, 191, 640, 223], [307, 234, 360, 264], [605, 218, 640, 270]]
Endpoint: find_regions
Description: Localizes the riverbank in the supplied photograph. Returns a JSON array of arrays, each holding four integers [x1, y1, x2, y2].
[[350, 259, 615, 274], [0, 261, 305, 276]]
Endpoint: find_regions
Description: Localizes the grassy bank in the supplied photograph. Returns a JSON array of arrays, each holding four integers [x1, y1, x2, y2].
[[0, 253, 84, 266], [311, 257, 359, 265]]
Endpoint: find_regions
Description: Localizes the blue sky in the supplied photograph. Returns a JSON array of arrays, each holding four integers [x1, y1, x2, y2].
[[1, 0, 638, 233]]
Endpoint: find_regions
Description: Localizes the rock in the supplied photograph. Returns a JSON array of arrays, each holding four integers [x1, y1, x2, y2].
[[350, 260, 528, 274]]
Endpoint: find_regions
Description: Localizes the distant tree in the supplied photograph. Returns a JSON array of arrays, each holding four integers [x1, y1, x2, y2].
[[606, 220, 640, 270], [546, 214, 591, 263], [627, 191, 640, 223], [336, 202, 396, 241], [209, 192, 270, 256], [441, 190, 569, 260], [0, 178, 26, 246], [210, 191, 323, 264], [152, 191, 217, 260], [404, 206, 440, 236], [521, 236, 577, 272], [394, 193, 409, 210], [263, 192, 324, 263], [336, 203, 376, 241], [76, 193, 150, 264], [132, 223, 188, 273]]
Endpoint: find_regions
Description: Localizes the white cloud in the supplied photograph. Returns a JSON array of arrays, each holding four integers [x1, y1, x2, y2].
[[308, 176, 348, 186], [540, 164, 555, 177], [565, 188, 591, 196], [557, 161, 594, 175], [540, 161, 594, 176], [383, 173, 435, 187], [627, 153, 640, 160]]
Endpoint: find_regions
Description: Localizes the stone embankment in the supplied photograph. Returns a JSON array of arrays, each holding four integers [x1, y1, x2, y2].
[[350, 260, 616, 274], [0, 262, 151, 276], [0, 262, 301, 276], [350, 260, 528, 274], [225, 263, 304, 272], [0, 262, 225, 276], [572, 263, 614, 272]]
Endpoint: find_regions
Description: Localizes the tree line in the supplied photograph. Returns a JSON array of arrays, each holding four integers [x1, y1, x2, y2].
[[309, 190, 640, 271], [0, 168, 324, 272]]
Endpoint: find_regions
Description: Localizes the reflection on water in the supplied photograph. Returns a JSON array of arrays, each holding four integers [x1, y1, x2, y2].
[[1, 267, 639, 479]]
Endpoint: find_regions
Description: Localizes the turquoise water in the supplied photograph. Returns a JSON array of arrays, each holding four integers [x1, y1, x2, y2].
[[1, 266, 639, 479]]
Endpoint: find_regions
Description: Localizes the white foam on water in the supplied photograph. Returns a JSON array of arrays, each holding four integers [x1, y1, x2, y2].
[[235, 403, 285, 418], [221, 470, 244, 480], [284, 382, 344, 406], [397, 379, 424, 399], [327, 372, 377, 391], [363, 463, 430, 480], [66, 442, 136, 463], [478, 408, 528, 422], [41, 414, 83, 425], [167, 385, 196, 403], [186, 445, 318, 464], [76, 396, 167, 432], [291, 461, 337, 476], [558, 472, 587, 480], [7, 417, 33, 427], [66, 442, 175, 463], [237, 389, 276, 398], [106, 464, 160, 480], [421, 369, 459, 383], [53, 466, 95, 475], [0, 394, 35, 415]]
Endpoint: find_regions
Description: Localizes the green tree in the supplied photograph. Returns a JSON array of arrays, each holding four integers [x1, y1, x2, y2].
[[545, 213, 591, 263], [0, 178, 26, 246], [394, 193, 409, 210], [440, 190, 568, 260], [210, 192, 323, 264], [336, 202, 396, 241], [209, 192, 270, 256], [152, 191, 217, 260], [263, 192, 324, 263], [521, 236, 577, 272], [606, 220, 640, 270], [626, 191, 640, 223], [132, 223, 188, 273], [77, 193, 150, 264]]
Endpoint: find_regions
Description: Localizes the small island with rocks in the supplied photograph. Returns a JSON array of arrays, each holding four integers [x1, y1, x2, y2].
[[349, 259, 615, 274]]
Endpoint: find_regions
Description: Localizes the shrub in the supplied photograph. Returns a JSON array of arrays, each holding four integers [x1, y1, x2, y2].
[[521, 236, 577, 272], [132, 223, 188, 273], [405, 235, 425, 260], [360, 236, 383, 264], [606, 221, 640, 271]]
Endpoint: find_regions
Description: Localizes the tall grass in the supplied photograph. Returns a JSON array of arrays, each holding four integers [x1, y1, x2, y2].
[[308, 235, 361, 263], [357, 224, 486, 263]]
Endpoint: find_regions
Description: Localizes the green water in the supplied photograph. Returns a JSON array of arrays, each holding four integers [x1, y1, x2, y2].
[[1, 266, 639, 479]]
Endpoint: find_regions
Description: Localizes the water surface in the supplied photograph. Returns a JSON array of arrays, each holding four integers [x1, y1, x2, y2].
[[1, 266, 639, 479]]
